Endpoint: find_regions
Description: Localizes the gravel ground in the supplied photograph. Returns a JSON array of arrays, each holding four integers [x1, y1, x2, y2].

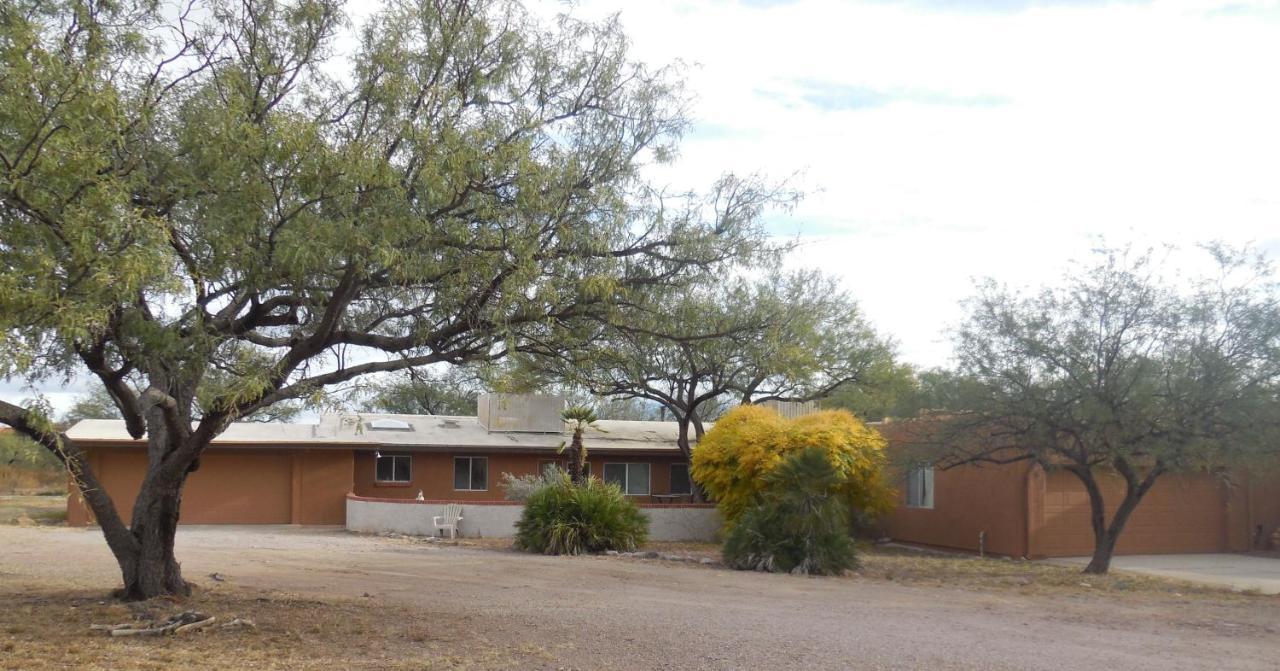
[[2, 525, 1277, 670]]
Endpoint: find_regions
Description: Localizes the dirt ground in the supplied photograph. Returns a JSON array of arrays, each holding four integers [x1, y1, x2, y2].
[[1, 526, 1277, 670]]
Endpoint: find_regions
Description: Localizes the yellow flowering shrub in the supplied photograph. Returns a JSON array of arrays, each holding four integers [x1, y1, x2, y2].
[[691, 405, 895, 525]]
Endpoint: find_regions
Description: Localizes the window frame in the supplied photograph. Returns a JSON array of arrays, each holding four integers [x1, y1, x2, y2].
[[374, 453, 412, 485], [603, 462, 652, 496], [669, 463, 692, 495], [453, 456, 489, 492], [904, 467, 934, 509]]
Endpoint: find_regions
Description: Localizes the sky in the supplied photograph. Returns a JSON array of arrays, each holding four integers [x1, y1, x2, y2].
[[7, 0, 1280, 416], [541, 0, 1280, 367]]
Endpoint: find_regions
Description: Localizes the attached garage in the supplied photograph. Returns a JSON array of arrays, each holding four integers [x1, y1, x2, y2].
[[69, 446, 354, 526], [1036, 471, 1228, 556]]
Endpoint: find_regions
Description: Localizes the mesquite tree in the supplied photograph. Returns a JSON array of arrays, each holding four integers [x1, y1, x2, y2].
[[0, 0, 778, 599], [943, 245, 1280, 573], [522, 270, 893, 473]]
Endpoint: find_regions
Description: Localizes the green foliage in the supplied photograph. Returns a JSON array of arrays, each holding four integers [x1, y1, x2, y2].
[[0, 431, 58, 469], [821, 365, 970, 422], [514, 473, 648, 555], [61, 389, 124, 425], [722, 448, 858, 575], [360, 373, 479, 417], [519, 269, 894, 456], [949, 245, 1280, 472], [692, 405, 895, 525], [0, 0, 778, 437]]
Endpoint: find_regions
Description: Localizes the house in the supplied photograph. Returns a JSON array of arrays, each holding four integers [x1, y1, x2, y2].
[[877, 420, 1280, 558], [65, 394, 699, 527]]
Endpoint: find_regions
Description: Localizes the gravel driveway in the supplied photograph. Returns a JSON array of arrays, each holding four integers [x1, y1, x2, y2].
[[2, 526, 1276, 670]]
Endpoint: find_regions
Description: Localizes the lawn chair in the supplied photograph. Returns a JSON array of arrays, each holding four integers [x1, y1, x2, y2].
[[433, 504, 463, 539]]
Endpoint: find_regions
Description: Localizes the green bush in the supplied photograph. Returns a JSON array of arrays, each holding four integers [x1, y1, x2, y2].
[[514, 472, 649, 555], [722, 447, 858, 575]]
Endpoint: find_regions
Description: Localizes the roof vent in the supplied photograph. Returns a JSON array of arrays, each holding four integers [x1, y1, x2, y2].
[[439, 419, 461, 429], [367, 418, 414, 432]]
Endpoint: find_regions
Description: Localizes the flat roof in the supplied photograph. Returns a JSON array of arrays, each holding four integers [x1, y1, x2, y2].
[[67, 413, 696, 453]]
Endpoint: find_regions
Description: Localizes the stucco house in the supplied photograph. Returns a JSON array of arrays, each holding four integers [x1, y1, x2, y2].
[[67, 397, 1276, 555], [877, 419, 1280, 558], [65, 393, 700, 528]]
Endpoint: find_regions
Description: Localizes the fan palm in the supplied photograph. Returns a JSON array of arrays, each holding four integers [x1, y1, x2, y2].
[[559, 405, 600, 484]]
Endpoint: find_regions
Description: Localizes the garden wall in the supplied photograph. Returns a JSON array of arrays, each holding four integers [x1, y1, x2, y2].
[[345, 493, 721, 542]]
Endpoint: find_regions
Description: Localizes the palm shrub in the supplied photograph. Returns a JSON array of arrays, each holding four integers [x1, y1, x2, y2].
[[722, 447, 858, 575], [514, 472, 648, 555]]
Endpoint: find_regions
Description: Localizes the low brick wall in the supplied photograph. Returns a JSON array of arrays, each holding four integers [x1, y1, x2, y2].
[[345, 493, 721, 542]]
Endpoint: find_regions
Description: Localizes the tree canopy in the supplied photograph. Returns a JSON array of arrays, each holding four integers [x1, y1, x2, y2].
[[0, 0, 782, 598], [518, 269, 894, 462], [927, 245, 1280, 573]]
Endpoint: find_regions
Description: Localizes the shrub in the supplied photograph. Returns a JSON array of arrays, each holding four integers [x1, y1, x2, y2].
[[500, 466, 561, 502], [722, 447, 858, 575], [692, 405, 894, 526], [514, 472, 648, 555]]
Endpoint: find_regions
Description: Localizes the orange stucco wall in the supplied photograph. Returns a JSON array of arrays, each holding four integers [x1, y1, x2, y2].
[[352, 450, 693, 503], [884, 461, 1034, 557], [878, 420, 1280, 557], [1227, 465, 1280, 551], [1032, 469, 1231, 557], [67, 447, 353, 526]]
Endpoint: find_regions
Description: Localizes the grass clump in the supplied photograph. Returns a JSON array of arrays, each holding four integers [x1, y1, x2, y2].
[[723, 447, 858, 576], [514, 472, 648, 555]]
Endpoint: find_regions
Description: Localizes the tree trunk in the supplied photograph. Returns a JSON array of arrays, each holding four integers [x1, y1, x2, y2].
[[1070, 462, 1161, 575], [117, 480, 190, 600], [567, 427, 585, 485], [676, 418, 705, 502], [111, 395, 201, 600]]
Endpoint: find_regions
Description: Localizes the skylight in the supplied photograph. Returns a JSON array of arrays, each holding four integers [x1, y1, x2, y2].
[[367, 418, 414, 432]]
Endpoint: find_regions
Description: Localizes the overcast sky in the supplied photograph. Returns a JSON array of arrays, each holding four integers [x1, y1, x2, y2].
[[8, 0, 1280, 415], [551, 0, 1280, 367]]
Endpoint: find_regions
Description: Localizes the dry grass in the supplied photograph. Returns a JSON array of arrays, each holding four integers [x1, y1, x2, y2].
[[474, 535, 1269, 602], [0, 465, 66, 497], [0, 495, 66, 526], [0, 580, 545, 671], [855, 545, 1271, 600]]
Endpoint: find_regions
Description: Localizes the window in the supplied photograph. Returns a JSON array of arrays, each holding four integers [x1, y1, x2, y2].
[[669, 463, 692, 495], [905, 467, 934, 509], [603, 463, 651, 496], [375, 454, 412, 483], [454, 456, 488, 491]]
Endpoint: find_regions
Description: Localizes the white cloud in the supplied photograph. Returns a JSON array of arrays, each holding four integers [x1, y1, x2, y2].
[[543, 0, 1280, 366]]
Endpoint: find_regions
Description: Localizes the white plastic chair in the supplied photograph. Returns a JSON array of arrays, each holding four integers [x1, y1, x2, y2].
[[433, 504, 463, 539]]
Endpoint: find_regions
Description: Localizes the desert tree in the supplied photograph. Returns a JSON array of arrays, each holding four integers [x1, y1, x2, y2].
[[359, 367, 481, 416], [0, 0, 780, 598], [62, 389, 126, 425], [521, 270, 893, 475], [936, 245, 1280, 573]]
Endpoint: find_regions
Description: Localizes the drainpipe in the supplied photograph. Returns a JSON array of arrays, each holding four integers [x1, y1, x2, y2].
[[978, 531, 986, 559]]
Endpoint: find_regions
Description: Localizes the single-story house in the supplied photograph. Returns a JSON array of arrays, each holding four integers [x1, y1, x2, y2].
[[877, 420, 1280, 558], [66, 396, 1276, 555], [65, 394, 701, 528]]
